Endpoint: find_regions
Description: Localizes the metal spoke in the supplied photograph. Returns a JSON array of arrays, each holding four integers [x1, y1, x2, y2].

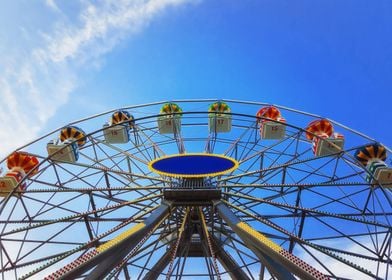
[[0, 99, 390, 279]]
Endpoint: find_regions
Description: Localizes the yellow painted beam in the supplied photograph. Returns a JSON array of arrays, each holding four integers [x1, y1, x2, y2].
[[237, 222, 281, 253], [97, 223, 145, 253]]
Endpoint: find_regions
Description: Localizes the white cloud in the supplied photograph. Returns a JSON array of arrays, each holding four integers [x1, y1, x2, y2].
[[45, 0, 61, 13], [35, 0, 196, 64], [297, 237, 391, 280], [0, 0, 197, 158]]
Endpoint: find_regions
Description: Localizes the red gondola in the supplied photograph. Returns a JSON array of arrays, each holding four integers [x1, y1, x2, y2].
[[305, 119, 344, 156], [256, 106, 286, 139], [0, 151, 39, 197]]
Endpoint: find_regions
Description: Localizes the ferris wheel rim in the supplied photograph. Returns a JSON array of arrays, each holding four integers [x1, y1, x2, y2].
[[0, 99, 390, 279]]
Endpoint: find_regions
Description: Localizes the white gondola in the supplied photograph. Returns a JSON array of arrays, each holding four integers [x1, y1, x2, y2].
[[366, 160, 392, 187], [103, 123, 130, 143], [260, 118, 286, 139], [208, 114, 231, 133], [158, 115, 181, 134], [0, 172, 23, 197], [47, 139, 79, 163], [312, 133, 345, 156], [257, 106, 286, 140]]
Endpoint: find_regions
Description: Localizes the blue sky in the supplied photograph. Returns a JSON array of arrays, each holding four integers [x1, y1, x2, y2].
[[0, 2, 391, 278], [0, 0, 391, 156]]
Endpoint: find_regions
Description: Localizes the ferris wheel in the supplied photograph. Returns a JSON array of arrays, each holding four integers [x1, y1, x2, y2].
[[0, 99, 391, 280]]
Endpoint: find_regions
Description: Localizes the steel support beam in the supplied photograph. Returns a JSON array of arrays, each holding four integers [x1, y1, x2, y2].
[[213, 200, 329, 280], [143, 248, 172, 280], [211, 235, 251, 280], [48, 201, 172, 280], [143, 205, 251, 280], [85, 201, 172, 280]]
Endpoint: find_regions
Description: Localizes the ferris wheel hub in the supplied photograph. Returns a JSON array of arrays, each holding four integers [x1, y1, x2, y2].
[[163, 188, 221, 205], [148, 153, 239, 178]]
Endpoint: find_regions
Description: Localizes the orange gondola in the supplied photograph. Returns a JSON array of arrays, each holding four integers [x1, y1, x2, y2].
[[60, 126, 86, 147], [47, 126, 86, 163], [111, 110, 135, 127], [103, 110, 135, 143], [354, 144, 391, 186], [354, 143, 387, 166], [0, 151, 39, 196]]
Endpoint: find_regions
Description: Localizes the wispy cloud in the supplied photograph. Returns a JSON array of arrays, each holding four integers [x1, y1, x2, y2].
[[36, 0, 197, 64], [297, 237, 391, 279], [0, 0, 197, 158], [45, 0, 61, 13]]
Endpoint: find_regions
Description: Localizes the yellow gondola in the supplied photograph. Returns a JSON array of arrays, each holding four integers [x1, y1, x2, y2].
[[208, 101, 231, 133], [158, 103, 182, 134]]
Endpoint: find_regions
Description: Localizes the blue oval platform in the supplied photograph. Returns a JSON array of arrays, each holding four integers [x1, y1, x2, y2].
[[149, 153, 239, 178]]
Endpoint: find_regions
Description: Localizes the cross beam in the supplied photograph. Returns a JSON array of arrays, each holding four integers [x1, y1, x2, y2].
[[213, 200, 329, 280], [45, 201, 172, 280]]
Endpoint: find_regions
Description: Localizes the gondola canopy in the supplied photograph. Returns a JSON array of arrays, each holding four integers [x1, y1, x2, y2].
[[305, 119, 334, 140], [111, 110, 135, 126], [355, 143, 387, 166], [60, 126, 86, 147], [160, 103, 183, 116], [7, 151, 39, 177], [208, 101, 230, 113]]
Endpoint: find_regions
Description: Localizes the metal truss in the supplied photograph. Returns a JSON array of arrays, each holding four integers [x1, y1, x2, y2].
[[0, 99, 391, 280]]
